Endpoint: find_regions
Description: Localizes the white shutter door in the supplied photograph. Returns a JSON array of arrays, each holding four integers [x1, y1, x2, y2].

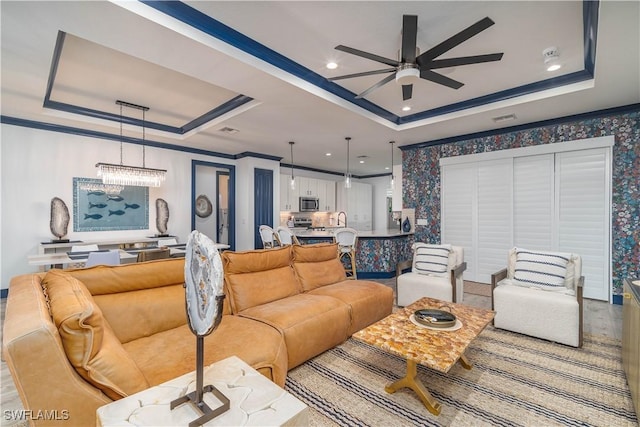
[[513, 154, 555, 250], [476, 159, 513, 283], [441, 164, 476, 280], [556, 148, 610, 300]]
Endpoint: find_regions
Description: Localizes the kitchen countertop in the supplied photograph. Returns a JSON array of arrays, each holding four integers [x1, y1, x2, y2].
[[293, 229, 414, 238]]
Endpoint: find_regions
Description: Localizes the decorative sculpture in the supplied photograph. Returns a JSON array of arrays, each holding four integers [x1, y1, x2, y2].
[[195, 194, 213, 218], [170, 230, 228, 426], [155, 198, 170, 236], [50, 197, 70, 242]]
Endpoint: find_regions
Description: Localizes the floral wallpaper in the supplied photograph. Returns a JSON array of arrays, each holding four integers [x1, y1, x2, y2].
[[402, 108, 639, 296]]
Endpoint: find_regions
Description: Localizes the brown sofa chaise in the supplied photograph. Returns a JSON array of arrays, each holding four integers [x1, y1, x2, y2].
[[3, 243, 393, 426]]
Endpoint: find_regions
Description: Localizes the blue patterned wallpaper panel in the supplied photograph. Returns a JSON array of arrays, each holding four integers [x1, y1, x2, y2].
[[403, 109, 639, 295]]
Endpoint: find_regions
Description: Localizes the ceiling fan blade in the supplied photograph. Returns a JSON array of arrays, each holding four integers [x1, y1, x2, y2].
[[402, 84, 413, 101], [424, 53, 504, 69], [417, 17, 496, 64], [328, 68, 396, 81], [401, 15, 418, 63], [335, 45, 399, 67], [420, 69, 464, 89], [355, 73, 396, 99]]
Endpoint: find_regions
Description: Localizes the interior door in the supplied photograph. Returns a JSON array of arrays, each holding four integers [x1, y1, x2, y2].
[[254, 168, 274, 249]]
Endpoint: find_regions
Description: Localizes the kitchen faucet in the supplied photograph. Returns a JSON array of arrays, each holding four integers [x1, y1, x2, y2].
[[337, 211, 347, 227]]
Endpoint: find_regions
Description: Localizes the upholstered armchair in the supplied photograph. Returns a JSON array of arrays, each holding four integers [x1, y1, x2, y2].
[[396, 243, 466, 306], [491, 248, 584, 347]]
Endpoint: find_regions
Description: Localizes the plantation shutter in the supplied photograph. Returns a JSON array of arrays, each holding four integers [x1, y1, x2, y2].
[[440, 137, 612, 300], [476, 159, 513, 283], [441, 164, 475, 279], [513, 154, 555, 250], [555, 148, 610, 300]]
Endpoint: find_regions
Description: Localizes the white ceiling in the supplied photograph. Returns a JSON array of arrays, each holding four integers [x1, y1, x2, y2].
[[1, 1, 639, 176]]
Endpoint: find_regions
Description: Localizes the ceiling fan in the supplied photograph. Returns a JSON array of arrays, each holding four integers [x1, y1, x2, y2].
[[328, 15, 504, 101]]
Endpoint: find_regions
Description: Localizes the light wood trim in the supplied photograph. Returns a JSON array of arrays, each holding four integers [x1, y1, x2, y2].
[[490, 268, 508, 312], [577, 275, 584, 348]]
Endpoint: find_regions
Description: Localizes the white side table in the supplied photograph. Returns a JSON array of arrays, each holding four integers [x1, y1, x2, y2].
[[97, 356, 308, 426]]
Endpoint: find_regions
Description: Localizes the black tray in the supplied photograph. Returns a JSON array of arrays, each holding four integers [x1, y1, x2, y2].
[[413, 309, 457, 328]]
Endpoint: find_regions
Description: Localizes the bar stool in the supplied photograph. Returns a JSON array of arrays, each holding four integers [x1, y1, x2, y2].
[[276, 226, 300, 246], [259, 225, 279, 249], [334, 227, 358, 279]]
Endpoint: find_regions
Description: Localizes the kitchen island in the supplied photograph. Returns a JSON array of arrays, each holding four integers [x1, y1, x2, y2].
[[293, 228, 415, 278]]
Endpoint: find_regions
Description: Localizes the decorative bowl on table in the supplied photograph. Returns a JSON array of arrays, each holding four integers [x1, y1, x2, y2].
[[413, 309, 457, 328]]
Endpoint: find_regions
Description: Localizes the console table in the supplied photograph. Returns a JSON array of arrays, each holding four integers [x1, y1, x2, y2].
[[38, 236, 178, 254], [96, 356, 308, 426]]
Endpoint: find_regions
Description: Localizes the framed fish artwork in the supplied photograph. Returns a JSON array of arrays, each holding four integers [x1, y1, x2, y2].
[[73, 177, 149, 232]]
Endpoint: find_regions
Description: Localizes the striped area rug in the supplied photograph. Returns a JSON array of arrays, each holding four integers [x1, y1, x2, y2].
[[285, 327, 637, 426]]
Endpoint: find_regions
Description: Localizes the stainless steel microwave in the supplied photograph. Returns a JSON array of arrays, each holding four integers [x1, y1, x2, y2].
[[299, 197, 319, 212]]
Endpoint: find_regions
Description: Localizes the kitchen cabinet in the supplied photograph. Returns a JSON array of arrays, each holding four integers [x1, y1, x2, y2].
[[280, 174, 297, 211], [623, 278, 640, 418], [317, 180, 336, 211], [297, 177, 318, 197], [336, 181, 372, 231]]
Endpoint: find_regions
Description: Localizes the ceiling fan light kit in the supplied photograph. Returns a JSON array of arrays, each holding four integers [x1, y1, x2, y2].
[[395, 66, 420, 86], [329, 15, 503, 101]]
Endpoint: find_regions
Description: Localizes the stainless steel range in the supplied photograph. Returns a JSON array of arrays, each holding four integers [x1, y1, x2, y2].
[[292, 217, 312, 228]]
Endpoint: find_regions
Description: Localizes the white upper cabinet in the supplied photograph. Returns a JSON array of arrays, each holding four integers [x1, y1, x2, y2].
[[336, 181, 372, 231], [280, 174, 297, 211], [297, 177, 318, 197], [317, 180, 336, 211]]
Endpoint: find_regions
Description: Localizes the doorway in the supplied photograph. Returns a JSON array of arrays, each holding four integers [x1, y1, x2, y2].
[[191, 160, 235, 250]]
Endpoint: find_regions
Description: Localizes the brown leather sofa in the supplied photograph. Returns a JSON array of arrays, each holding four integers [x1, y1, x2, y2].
[[3, 243, 393, 426]]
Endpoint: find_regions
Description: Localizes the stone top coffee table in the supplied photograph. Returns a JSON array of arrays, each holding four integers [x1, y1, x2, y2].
[[352, 297, 495, 415]]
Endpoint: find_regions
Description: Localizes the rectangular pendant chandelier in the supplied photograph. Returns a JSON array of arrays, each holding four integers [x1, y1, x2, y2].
[[96, 162, 166, 188], [97, 100, 167, 188]]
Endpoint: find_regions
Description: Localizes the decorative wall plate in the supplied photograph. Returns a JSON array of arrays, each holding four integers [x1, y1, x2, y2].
[[195, 194, 213, 218]]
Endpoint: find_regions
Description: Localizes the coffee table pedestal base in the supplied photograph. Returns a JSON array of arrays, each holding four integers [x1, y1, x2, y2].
[[386, 355, 474, 416], [385, 359, 442, 415]]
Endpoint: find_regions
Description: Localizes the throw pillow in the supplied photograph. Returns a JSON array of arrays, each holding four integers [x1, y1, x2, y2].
[[412, 243, 452, 277], [513, 248, 570, 292]]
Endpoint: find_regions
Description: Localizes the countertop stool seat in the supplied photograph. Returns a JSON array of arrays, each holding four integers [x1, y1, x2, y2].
[[333, 228, 358, 279]]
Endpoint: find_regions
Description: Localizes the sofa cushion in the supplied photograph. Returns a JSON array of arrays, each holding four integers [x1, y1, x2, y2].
[[222, 247, 301, 313], [239, 293, 350, 369], [512, 248, 571, 292], [41, 270, 149, 399], [412, 243, 452, 277], [292, 243, 347, 291], [123, 316, 288, 387], [308, 279, 393, 334]]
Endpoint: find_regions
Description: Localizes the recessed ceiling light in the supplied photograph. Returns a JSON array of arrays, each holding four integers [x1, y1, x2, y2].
[[325, 152, 331, 156], [326, 62, 338, 70], [385, 166, 390, 170], [543, 47, 562, 72], [359, 160, 365, 164], [402, 106, 411, 112]]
